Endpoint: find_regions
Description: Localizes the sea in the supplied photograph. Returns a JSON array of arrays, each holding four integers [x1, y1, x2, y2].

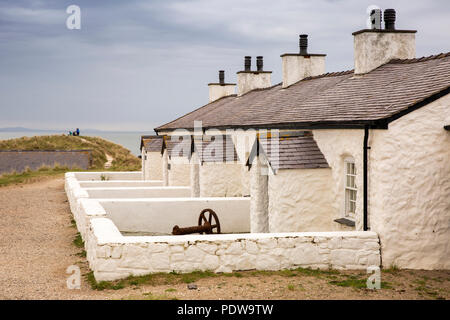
[[0, 131, 152, 156]]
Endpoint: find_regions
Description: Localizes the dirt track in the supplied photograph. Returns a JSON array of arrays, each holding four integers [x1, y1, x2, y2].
[[0, 177, 448, 300]]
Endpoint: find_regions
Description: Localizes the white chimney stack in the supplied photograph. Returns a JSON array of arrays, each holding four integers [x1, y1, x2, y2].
[[353, 9, 416, 74], [237, 56, 272, 96], [280, 35, 326, 88], [208, 70, 236, 102]]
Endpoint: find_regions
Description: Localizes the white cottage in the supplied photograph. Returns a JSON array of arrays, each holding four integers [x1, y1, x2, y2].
[[140, 135, 163, 180], [153, 9, 450, 269]]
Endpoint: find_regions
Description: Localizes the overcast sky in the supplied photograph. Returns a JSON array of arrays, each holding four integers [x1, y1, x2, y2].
[[0, 0, 449, 131]]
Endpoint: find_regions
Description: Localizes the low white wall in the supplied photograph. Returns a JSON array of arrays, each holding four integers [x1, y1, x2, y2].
[[86, 218, 381, 281], [74, 172, 143, 181], [85, 187, 191, 199], [79, 181, 163, 188], [99, 197, 250, 234]]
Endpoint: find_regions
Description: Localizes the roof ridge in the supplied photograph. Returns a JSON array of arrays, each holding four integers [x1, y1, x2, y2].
[[284, 69, 354, 89], [236, 82, 282, 97], [389, 52, 450, 64], [154, 94, 237, 131]]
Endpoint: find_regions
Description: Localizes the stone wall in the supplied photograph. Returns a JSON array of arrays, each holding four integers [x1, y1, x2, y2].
[[86, 218, 381, 281], [199, 163, 244, 197], [144, 151, 163, 180], [313, 129, 364, 230], [268, 168, 337, 232], [369, 95, 450, 269], [0, 150, 92, 174]]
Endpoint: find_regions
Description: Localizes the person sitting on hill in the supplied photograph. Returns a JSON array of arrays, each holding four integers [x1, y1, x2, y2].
[[76, 128, 80, 136]]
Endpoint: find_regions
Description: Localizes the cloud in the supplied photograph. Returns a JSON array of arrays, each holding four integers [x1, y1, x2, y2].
[[0, 0, 449, 131]]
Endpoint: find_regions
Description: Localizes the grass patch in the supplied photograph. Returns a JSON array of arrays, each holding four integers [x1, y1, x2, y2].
[[383, 265, 400, 274], [0, 134, 141, 187], [329, 274, 392, 290], [0, 166, 70, 187], [287, 284, 296, 291], [73, 233, 84, 248]]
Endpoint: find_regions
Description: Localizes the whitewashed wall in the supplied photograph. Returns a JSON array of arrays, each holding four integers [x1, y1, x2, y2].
[[99, 197, 250, 235], [268, 168, 337, 232], [199, 163, 244, 197], [168, 157, 190, 186], [144, 152, 163, 181], [79, 181, 163, 188], [85, 218, 381, 281], [369, 95, 450, 269], [84, 186, 190, 199], [74, 172, 143, 181], [313, 130, 364, 230]]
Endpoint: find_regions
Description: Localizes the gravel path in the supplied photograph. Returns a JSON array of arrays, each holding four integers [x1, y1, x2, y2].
[[0, 177, 115, 299]]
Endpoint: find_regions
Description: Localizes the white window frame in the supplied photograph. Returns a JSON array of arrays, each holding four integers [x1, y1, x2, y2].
[[344, 157, 357, 218]]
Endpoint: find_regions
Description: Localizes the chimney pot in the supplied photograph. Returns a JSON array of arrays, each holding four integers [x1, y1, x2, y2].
[[219, 70, 225, 84], [384, 9, 396, 30], [244, 56, 251, 71], [256, 56, 263, 71], [299, 34, 308, 55]]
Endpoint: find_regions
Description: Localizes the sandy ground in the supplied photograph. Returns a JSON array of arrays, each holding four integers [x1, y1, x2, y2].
[[0, 177, 448, 300]]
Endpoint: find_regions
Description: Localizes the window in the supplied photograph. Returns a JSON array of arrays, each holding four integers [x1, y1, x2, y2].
[[344, 158, 357, 217]]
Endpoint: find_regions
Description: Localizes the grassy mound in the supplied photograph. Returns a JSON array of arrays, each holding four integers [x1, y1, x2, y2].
[[0, 135, 141, 186]]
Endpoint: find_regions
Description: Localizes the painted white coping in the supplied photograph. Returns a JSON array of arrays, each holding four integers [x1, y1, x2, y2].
[[99, 197, 250, 235], [79, 180, 163, 188], [84, 186, 191, 199], [86, 218, 381, 281], [73, 171, 143, 181]]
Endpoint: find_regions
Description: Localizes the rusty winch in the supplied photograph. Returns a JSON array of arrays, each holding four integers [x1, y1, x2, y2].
[[172, 208, 221, 235]]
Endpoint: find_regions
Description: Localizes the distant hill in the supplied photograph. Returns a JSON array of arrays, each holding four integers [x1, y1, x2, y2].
[[0, 135, 141, 171]]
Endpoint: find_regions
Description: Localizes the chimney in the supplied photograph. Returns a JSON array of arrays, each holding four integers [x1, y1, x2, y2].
[[280, 34, 326, 88], [208, 70, 236, 102], [237, 56, 272, 96], [353, 9, 416, 74]]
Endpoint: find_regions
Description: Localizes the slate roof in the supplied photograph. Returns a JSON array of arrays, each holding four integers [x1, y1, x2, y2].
[[155, 53, 450, 131], [194, 135, 239, 163], [257, 132, 329, 170], [163, 135, 192, 158], [140, 135, 163, 152]]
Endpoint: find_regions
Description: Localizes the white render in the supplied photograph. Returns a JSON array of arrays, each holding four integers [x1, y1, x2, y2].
[[99, 197, 250, 235], [312, 129, 364, 231], [85, 217, 381, 281], [208, 84, 236, 102], [199, 163, 244, 197], [237, 72, 271, 96], [281, 55, 326, 88], [353, 31, 415, 74], [84, 186, 191, 199], [168, 159, 191, 186], [162, 149, 169, 186], [268, 168, 337, 232], [190, 152, 200, 197], [249, 155, 269, 233], [143, 151, 163, 180], [73, 171, 143, 181], [369, 95, 450, 269], [79, 180, 163, 188]]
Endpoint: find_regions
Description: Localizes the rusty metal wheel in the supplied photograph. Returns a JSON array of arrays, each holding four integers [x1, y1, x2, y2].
[[198, 208, 221, 234]]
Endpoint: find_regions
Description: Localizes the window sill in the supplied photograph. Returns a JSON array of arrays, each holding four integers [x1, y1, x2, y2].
[[334, 217, 355, 227]]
